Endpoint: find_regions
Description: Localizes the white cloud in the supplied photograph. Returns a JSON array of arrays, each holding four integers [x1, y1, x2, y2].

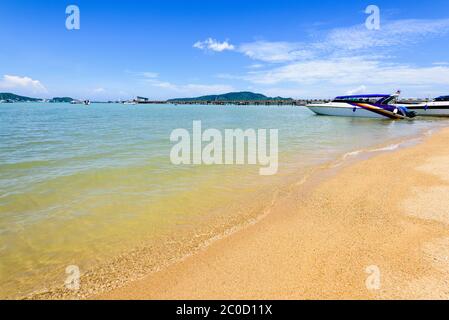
[[133, 70, 235, 96], [242, 56, 449, 98], [215, 73, 241, 80], [126, 70, 160, 79], [245, 57, 449, 87], [324, 19, 449, 51], [239, 41, 313, 63], [193, 38, 235, 52], [234, 19, 449, 65], [0, 74, 47, 93], [261, 87, 302, 99], [191, 19, 449, 70], [433, 62, 449, 66], [150, 81, 175, 89], [145, 77, 234, 96], [208, 18, 449, 97], [141, 72, 159, 78], [246, 64, 265, 69], [181, 84, 235, 95], [346, 85, 368, 95], [93, 87, 105, 93]]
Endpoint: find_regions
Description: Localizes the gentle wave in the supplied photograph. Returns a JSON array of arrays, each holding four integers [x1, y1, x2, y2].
[[1, 103, 447, 299]]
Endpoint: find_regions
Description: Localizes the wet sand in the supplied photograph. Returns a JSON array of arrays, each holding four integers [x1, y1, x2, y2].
[[100, 127, 449, 300]]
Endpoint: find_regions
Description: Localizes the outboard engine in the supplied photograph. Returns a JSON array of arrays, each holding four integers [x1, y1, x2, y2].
[[397, 106, 416, 118]]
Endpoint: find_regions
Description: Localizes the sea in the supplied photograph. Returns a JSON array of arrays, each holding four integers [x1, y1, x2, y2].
[[0, 102, 447, 298]]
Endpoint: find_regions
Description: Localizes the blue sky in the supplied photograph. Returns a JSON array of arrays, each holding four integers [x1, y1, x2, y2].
[[1, 0, 449, 99]]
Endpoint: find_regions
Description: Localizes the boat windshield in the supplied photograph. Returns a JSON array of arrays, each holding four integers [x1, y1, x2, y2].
[[332, 95, 390, 104], [435, 96, 449, 102], [380, 96, 397, 105]]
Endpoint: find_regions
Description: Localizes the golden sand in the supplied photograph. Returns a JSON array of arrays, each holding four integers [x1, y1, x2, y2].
[[99, 127, 449, 300]]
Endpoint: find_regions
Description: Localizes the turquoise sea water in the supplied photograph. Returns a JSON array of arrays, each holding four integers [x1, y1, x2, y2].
[[0, 102, 447, 298]]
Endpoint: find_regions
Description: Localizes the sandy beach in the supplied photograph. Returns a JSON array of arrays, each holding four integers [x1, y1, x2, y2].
[[98, 127, 449, 300]]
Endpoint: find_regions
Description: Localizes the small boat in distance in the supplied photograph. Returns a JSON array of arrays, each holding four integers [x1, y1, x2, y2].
[[397, 95, 449, 117], [70, 99, 91, 105], [306, 93, 416, 120]]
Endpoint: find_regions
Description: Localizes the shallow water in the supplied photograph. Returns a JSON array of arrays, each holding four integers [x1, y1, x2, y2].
[[0, 102, 446, 298]]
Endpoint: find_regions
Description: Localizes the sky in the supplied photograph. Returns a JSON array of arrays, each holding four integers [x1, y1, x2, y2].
[[1, 0, 449, 100]]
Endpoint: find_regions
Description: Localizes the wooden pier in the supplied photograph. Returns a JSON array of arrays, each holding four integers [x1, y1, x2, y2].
[[136, 99, 332, 106]]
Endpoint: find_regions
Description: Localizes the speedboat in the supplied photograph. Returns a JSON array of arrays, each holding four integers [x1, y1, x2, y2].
[[306, 93, 416, 120], [396, 95, 449, 117]]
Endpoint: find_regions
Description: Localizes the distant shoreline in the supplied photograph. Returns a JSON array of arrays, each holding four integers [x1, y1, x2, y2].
[[1, 91, 430, 106], [2, 99, 432, 107]]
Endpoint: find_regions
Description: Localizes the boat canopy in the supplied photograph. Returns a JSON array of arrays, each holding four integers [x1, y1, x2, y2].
[[435, 95, 449, 102], [333, 94, 391, 104]]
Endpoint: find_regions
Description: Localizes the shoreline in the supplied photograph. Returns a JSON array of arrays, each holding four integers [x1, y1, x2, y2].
[[22, 124, 447, 300], [95, 125, 449, 300]]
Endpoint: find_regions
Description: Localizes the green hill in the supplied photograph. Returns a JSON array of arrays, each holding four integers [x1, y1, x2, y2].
[[0, 93, 77, 103], [0, 92, 41, 102], [49, 97, 74, 103], [168, 91, 292, 102]]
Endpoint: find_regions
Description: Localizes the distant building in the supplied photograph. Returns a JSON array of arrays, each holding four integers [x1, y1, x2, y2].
[[135, 96, 149, 103]]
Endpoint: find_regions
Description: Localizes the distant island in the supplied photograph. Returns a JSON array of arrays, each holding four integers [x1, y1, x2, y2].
[[0, 93, 42, 103], [168, 91, 293, 103], [1, 91, 331, 106], [0, 92, 75, 103], [49, 97, 75, 103], [0, 91, 429, 107]]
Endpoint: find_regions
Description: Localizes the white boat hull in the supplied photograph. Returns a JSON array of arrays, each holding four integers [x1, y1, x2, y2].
[[400, 102, 449, 117], [306, 105, 386, 118]]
